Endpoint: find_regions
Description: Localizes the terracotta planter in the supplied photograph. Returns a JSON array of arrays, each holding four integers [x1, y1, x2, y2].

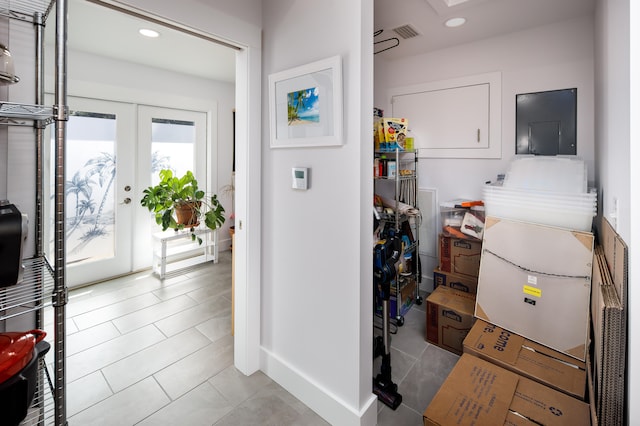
[[174, 201, 201, 227]]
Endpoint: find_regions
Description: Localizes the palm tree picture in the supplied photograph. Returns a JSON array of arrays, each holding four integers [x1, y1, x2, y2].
[[287, 87, 320, 125]]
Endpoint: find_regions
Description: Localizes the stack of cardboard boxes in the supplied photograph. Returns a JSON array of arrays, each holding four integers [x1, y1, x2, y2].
[[423, 317, 591, 425], [423, 352, 590, 425], [423, 210, 593, 425], [422, 158, 601, 424], [425, 203, 483, 355], [591, 217, 628, 425]]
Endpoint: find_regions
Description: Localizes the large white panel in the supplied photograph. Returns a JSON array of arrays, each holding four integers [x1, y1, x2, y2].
[[476, 217, 594, 361]]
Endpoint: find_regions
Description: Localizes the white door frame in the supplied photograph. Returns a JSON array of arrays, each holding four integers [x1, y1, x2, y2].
[[233, 46, 261, 374]]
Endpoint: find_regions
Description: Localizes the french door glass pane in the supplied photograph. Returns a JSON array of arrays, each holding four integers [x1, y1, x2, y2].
[[151, 118, 195, 184], [52, 112, 117, 265]]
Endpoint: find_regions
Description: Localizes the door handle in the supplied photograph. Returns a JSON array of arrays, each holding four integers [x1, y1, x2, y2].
[[122, 197, 131, 205]]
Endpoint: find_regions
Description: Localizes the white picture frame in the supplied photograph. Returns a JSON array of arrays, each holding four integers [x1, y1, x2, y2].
[[269, 55, 343, 148]]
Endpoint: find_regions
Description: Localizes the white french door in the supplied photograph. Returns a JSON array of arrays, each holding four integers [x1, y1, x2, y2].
[[45, 98, 208, 287], [45, 97, 135, 287], [132, 105, 208, 271]]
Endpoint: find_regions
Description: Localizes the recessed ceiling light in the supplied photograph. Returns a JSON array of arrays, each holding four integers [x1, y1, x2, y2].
[[139, 28, 160, 38], [445, 17, 466, 28]]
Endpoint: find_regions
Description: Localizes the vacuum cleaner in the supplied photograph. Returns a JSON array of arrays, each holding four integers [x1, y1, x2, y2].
[[372, 233, 402, 410]]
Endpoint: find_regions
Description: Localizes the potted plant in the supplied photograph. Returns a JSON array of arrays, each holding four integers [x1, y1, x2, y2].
[[140, 169, 225, 244]]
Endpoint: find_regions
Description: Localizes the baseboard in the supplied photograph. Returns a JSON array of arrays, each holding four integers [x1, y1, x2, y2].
[[420, 274, 435, 294], [419, 253, 437, 293], [260, 347, 378, 426]]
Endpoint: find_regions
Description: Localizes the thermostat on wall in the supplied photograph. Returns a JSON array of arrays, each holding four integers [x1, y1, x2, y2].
[[292, 167, 308, 190]]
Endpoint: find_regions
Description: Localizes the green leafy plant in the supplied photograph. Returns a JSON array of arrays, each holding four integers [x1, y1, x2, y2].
[[140, 169, 225, 244]]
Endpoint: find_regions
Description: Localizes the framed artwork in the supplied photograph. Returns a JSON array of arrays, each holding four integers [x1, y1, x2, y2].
[[269, 55, 343, 148]]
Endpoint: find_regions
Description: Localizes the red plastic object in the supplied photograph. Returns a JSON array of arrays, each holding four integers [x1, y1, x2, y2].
[[0, 330, 46, 384]]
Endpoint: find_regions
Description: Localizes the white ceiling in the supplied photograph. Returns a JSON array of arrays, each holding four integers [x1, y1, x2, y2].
[[47, 0, 237, 83], [374, 0, 596, 59], [50, 0, 596, 83]]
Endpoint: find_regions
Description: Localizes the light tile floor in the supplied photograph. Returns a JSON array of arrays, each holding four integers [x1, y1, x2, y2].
[[374, 293, 459, 425], [42, 252, 456, 425]]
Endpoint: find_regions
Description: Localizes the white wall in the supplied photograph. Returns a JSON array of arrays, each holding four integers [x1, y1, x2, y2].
[[261, 1, 376, 424], [595, 0, 636, 423], [375, 15, 595, 290], [594, 0, 630, 240]]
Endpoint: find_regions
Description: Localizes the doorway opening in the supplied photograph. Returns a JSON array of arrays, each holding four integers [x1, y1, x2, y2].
[[46, 0, 261, 375]]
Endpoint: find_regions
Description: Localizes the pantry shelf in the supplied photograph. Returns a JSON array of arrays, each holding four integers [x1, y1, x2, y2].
[[0, 257, 54, 321]]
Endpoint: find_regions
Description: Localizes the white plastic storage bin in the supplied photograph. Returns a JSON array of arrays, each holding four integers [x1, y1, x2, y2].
[[503, 156, 587, 193], [483, 183, 596, 232]]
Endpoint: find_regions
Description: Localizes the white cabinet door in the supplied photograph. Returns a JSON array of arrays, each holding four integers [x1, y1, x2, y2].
[[394, 83, 488, 149], [390, 72, 501, 159]]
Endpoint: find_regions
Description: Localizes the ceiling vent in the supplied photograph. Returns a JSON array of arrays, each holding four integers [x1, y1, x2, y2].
[[392, 24, 420, 40]]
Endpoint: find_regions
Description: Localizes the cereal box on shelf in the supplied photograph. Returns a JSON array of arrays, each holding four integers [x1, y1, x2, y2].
[[382, 117, 409, 151]]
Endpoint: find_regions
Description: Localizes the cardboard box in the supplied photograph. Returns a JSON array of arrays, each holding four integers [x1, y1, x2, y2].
[[375, 277, 416, 319], [423, 354, 591, 426], [591, 244, 625, 424], [475, 217, 594, 361], [433, 268, 478, 294], [463, 319, 587, 399], [425, 286, 476, 355], [438, 234, 482, 278]]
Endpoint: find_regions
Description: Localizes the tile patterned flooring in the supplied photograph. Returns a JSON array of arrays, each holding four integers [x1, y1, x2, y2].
[[374, 293, 459, 426], [42, 252, 456, 425]]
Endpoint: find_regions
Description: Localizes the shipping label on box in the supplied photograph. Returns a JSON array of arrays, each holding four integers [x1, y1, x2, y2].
[[475, 217, 594, 361], [433, 268, 478, 294], [423, 354, 591, 426], [426, 286, 476, 355], [463, 319, 587, 399], [439, 234, 482, 278]]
